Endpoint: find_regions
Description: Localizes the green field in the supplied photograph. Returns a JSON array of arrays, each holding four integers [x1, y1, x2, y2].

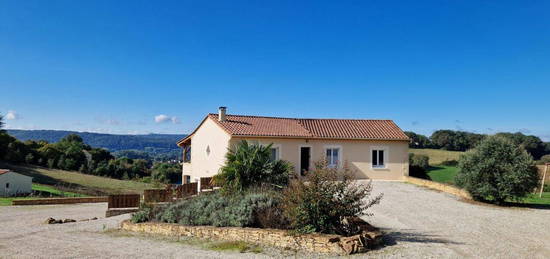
[[427, 166, 459, 184], [0, 163, 158, 196], [32, 183, 87, 197], [410, 148, 464, 165]]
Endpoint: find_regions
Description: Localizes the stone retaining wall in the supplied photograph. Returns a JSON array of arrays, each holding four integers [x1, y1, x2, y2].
[[12, 197, 108, 205], [120, 220, 382, 255], [404, 176, 472, 199]]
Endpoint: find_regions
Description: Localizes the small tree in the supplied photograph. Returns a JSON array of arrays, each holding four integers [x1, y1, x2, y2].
[[455, 135, 539, 204], [409, 153, 430, 179], [213, 140, 293, 193], [281, 161, 382, 235]]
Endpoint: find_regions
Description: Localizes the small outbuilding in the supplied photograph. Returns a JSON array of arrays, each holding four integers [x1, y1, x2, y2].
[[0, 169, 33, 197]]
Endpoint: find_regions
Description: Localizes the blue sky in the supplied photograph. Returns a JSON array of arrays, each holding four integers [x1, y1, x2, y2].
[[1, 1, 549, 140]]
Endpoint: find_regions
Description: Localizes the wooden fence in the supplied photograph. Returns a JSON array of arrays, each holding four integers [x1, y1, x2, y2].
[[143, 189, 172, 203], [200, 177, 216, 191], [108, 194, 140, 209], [175, 182, 198, 198], [143, 182, 201, 203], [12, 197, 108, 206], [537, 165, 550, 184]]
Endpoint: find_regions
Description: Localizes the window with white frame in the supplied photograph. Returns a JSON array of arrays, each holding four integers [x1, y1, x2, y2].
[[326, 147, 340, 168], [372, 148, 386, 168], [269, 146, 280, 161]]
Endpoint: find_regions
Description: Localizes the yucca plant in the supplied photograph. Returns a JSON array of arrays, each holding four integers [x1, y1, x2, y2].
[[213, 140, 293, 193]]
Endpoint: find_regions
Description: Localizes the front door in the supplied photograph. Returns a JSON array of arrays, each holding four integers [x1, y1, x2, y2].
[[300, 147, 311, 175]]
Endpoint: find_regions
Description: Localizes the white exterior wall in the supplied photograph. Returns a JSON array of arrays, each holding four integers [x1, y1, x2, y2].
[[0, 172, 33, 197], [183, 117, 231, 182]]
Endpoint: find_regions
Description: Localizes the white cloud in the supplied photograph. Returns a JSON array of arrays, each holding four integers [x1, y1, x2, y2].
[[155, 114, 180, 124], [6, 110, 19, 120]]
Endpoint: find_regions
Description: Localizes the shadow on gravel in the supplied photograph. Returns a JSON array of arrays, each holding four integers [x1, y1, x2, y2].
[[379, 229, 464, 247], [502, 203, 550, 210]]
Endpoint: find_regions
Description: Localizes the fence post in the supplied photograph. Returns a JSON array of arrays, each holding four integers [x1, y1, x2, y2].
[[540, 163, 549, 198]]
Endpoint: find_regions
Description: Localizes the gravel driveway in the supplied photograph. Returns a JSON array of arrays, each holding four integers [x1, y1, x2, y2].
[[1, 182, 549, 259], [362, 181, 550, 259]]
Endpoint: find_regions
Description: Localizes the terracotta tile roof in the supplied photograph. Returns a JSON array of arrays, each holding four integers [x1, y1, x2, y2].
[[0, 169, 11, 175], [207, 114, 409, 140]]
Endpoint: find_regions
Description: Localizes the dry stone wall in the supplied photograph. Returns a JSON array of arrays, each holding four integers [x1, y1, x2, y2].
[[120, 220, 382, 255]]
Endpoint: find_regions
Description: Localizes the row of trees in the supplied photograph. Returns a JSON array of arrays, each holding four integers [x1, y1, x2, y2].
[[0, 114, 180, 183], [406, 130, 550, 160]]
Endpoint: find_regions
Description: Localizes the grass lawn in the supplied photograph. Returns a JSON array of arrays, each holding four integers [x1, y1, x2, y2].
[[410, 148, 464, 165], [32, 183, 87, 197], [0, 183, 88, 206], [521, 192, 550, 206], [427, 166, 459, 185], [0, 162, 159, 196]]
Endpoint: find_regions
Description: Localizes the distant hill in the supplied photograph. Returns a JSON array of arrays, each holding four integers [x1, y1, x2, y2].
[[6, 130, 186, 160]]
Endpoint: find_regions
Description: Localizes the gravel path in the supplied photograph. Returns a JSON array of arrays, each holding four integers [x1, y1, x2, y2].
[[361, 181, 550, 259], [1, 182, 549, 258], [0, 203, 271, 259]]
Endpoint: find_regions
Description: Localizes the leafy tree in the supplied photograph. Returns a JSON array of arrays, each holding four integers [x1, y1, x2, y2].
[[405, 131, 431, 149], [0, 113, 4, 131], [430, 130, 485, 151], [539, 154, 550, 164], [495, 132, 547, 160], [47, 158, 56, 168], [151, 162, 180, 183], [213, 140, 293, 193], [0, 132, 16, 160], [61, 134, 84, 143], [131, 159, 150, 178], [455, 135, 539, 205], [25, 153, 35, 164], [4, 141, 29, 163], [37, 144, 61, 165], [408, 153, 430, 179]]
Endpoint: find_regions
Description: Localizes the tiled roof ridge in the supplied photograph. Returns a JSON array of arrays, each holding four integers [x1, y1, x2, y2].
[[208, 113, 394, 122]]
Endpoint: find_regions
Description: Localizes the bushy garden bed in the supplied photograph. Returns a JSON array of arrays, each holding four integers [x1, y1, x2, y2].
[[130, 140, 383, 253]]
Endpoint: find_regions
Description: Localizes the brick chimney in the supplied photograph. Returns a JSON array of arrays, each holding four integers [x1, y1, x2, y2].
[[218, 106, 227, 122]]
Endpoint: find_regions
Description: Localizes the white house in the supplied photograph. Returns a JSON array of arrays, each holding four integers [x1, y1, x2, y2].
[[177, 107, 410, 184], [0, 169, 33, 197]]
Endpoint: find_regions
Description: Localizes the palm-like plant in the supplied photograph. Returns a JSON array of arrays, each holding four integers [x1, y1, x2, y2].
[[213, 140, 293, 193]]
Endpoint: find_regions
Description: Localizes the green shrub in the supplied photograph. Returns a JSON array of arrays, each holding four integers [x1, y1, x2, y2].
[[281, 161, 382, 236], [538, 155, 550, 165], [440, 160, 458, 166], [153, 190, 281, 228], [213, 140, 293, 193], [409, 153, 430, 179], [131, 203, 153, 223], [455, 135, 539, 204], [131, 208, 151, 223]]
